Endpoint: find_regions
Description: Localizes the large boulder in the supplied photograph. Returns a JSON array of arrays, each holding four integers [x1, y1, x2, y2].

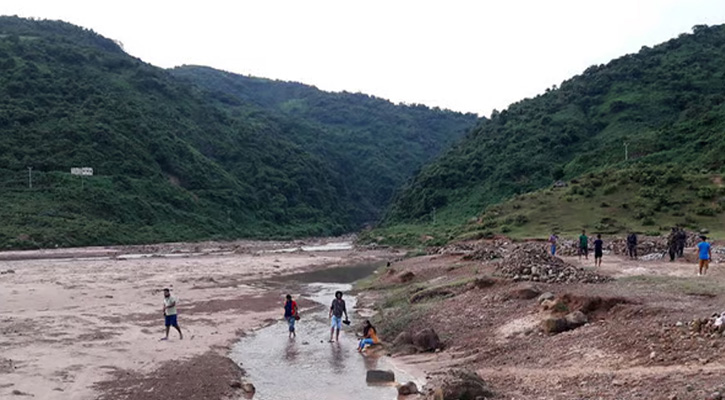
[[393, 331, 414, 347], [509, 285, 541, 300], [398, 381, 419, 395], [367, 369, 395, 383], [541, 317, 570, 334], [432, 369, 493, 400], [398, 271, 416, 283], [413, 328, 441, 352], [564, 311, 588, 328]]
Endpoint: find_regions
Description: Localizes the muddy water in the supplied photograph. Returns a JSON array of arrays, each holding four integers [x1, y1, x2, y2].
[[230, 264, 416, 400]]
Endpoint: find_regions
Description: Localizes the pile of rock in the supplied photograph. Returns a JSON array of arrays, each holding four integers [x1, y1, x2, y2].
[[462, 246, 503, 261], [687, 313, 725, 337], [496, 244, 611, 284], [433, 240, 508, 260]]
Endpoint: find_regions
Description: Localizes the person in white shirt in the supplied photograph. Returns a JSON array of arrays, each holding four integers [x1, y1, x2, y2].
[[162, 288, 183, 341]]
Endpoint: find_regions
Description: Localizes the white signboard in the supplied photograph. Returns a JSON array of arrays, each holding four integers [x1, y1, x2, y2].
[[71, 167, 93, 176]]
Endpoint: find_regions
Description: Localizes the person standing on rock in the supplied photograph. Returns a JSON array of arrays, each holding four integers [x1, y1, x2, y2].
[[162, 288, 183, 341], [578, 230, 589, 261], [549, 233, 559, 256], [593, 234, 604, 268], [357, 320, 380, 352], [284, 294, 299, 339], [329, 291, 348, 343], [626, 232, 638, 259], [696, 235, 712, 276]]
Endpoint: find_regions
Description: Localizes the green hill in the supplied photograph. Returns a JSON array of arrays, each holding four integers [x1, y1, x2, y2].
[[170, 66, 477, 223], [0, 16, 475, 248], [374, 24, 725, 245]]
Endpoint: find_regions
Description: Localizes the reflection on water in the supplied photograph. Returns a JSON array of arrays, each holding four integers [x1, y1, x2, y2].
[[230, 281, 415, 400]]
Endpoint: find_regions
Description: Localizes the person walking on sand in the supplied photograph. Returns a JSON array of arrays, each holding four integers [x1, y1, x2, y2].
[[696, 235, 712, 276], [549, 233, 558, 256], [627, 232, 638, 259], [329, 291, 349, 343], [162, 288, 183, 340], [284, 294, 299, 339], [593, 234, 604, 268], [578, 230, 589, 261], [357, 320, 380, 352]]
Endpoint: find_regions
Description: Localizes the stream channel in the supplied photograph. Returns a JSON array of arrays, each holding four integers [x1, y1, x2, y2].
[[229, 262, 419, 400]]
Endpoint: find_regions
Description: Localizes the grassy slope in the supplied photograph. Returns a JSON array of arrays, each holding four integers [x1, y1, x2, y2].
[[371, 24, 725, 245]]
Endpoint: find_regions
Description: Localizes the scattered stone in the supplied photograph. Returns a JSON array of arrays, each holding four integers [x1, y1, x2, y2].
[[301, 341, 310, 345], [366, 370, 395, 383], [241, 382, 255, 394], [537, 292, 555, 303], [542, 317, 570, 334], [412, 328, 441, 352], [0, 269, 15, 274], [496, 244, 611, 284], [432, 369, 493, 400], [11, 390, 31, 396], [509, 285, 541, 300], [676, 321, 684, 327], [398, 381, 419, 395], [410, 288, 454, 304], [564, 311, 588, 328], [230, 381, 243, 389], [707, 391, 722, 400], [398, 271, 416, 283]]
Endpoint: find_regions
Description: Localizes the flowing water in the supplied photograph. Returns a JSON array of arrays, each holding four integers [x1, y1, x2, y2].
[[229, 263, 417, 400]]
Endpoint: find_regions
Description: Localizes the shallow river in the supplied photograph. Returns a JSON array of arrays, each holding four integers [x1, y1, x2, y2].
[[229, 264, 417, 400]]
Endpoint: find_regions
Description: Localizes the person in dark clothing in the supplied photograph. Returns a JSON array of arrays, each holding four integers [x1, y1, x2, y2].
[[667, 227, 678, 262], [626, 232, 638, 259], [594, 234, 604, 267], [283, 294, 299, 339], [329, 291, 348, 343], [676, 228, 687, 258]]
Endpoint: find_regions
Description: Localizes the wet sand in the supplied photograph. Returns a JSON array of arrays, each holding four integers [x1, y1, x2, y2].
[[0, 239, 402, 399]]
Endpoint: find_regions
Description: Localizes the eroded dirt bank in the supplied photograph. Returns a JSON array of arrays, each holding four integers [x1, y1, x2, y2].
[[360, 239, 725, 400], [0, 238, 402, 399]]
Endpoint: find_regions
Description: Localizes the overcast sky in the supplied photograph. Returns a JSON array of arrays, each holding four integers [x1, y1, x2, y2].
[[3, 0, 725, 115]]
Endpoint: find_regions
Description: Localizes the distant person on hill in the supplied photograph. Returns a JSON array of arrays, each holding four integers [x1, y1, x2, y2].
[[578, 230, 589, 261], [696, 235, 712, 276], [161, 288, 183, 341], [626, 232, 638, 259], [594, 234, 604, 267], [549, 233, 559, 256], [329, 291, 349, 343], [676, 228, 687, 258], [357, 320, 380, 352], [283, 294, 299, 339], [668, 227, 678, 262]]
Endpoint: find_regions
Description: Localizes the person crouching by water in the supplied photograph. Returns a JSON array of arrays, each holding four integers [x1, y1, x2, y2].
[[284, 294, 299, 339], [329, 291, 348, 343], [162, 288, 183, 340], [357, 320, 379, 352]]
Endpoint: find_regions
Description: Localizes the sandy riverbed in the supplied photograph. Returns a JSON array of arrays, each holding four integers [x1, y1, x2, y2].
[[0, 239, 402, 399]]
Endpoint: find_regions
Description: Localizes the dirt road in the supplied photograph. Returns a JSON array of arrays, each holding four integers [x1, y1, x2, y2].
[[0, 239, 401, 399]]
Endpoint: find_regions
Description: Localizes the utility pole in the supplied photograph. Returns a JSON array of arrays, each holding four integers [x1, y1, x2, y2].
[[624, 142, 629, 161], [27, 167, 32, 188]]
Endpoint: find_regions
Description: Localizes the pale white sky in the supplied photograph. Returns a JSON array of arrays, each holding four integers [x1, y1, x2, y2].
[[2, 0, 725, 115]]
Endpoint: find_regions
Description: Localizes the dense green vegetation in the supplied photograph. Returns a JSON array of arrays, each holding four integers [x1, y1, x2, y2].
[[378, 24, 725, 244], [171, 66, 477, 223], [0, 17, 475, 248]]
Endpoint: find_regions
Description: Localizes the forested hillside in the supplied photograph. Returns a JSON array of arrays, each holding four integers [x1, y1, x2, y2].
[[171, 66, 477, 222], [381, 24, 725, 241], [0, 16, 475, 248]]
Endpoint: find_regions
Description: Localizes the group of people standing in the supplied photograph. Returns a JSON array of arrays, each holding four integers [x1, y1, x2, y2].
[[547, 229, 714, 276], [283, 290, 379, 351], [667, 227, 688, 262]]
